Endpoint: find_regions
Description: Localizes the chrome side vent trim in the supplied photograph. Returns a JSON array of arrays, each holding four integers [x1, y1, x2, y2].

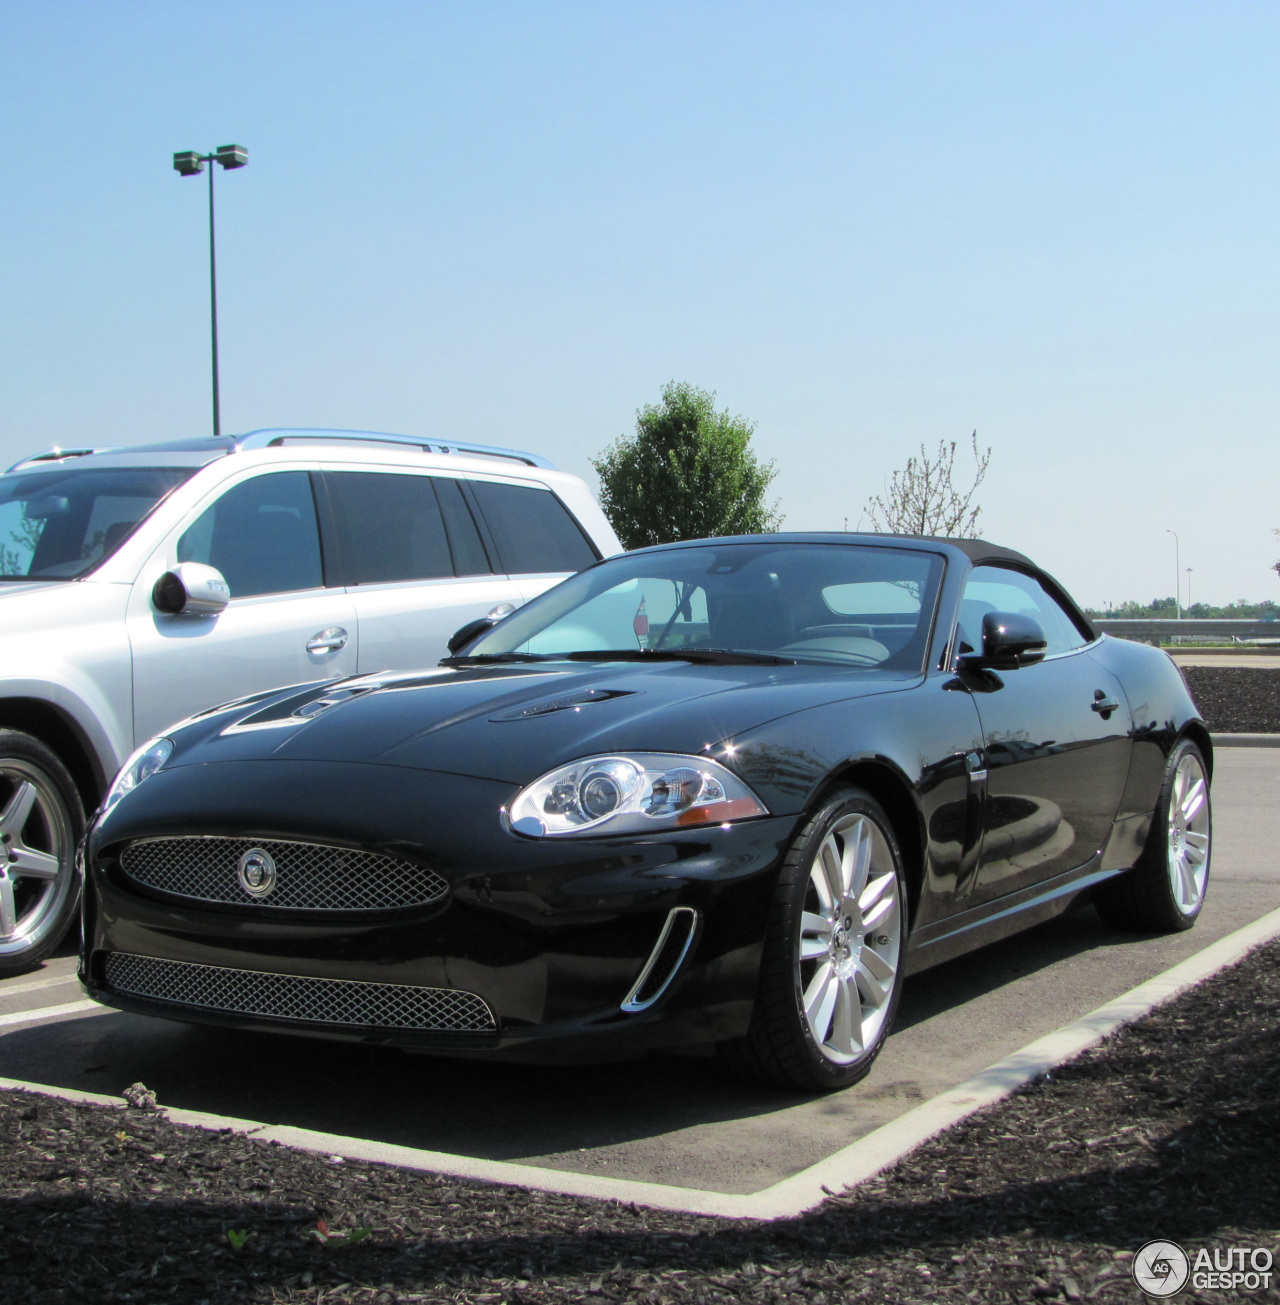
[[621, 906, 699, 1013]]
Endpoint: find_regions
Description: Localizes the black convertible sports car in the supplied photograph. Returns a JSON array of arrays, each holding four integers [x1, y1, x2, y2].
[[81, 534, 1211, 1092]]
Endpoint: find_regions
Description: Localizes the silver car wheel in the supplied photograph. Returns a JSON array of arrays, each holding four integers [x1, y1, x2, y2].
[[0, 759, 76, 959], [797, 812, 902, 1066], [1166, 750, 1210, 916]]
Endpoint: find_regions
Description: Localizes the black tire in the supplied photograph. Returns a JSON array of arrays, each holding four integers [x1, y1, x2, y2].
[[1095, 737, 1211, 933], [0, 730, 85, 977], [718, 786, 908, 1092]]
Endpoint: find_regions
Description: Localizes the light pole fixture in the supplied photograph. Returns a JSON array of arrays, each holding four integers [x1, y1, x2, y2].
[[173, 144, 248, 436], [1166, 529, 1182, 620], [1186, 566, 1193, 611]]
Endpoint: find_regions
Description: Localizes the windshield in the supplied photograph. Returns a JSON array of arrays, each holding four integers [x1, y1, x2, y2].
[[0, 466, 196, 581], [465, 541, 944, 670]]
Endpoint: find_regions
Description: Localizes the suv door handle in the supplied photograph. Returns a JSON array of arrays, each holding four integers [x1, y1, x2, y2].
[[307, 627, 349, 655], [1091, 690, 1120, 718]]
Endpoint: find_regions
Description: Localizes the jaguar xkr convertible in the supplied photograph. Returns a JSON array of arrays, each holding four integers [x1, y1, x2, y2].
[[81, 534, 1211, 1092]]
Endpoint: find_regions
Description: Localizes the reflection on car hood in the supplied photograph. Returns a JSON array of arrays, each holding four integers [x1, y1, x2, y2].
[[166, 660, 920, 784]]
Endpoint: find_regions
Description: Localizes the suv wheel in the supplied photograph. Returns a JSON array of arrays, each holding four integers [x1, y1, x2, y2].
[[0, 731, 84, 977]]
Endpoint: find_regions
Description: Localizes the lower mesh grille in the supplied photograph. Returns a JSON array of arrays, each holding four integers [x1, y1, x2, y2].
[[104, 952, 497, 1033]]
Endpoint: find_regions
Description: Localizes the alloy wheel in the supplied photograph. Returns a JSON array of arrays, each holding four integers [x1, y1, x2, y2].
[[1166, 750, 1210, 916], [797, 812, 903, 1065], [0, 759, 76, 959]]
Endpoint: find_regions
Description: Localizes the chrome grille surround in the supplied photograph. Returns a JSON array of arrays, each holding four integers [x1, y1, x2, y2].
[[103, 952, 497, 1033], [118, 836, 449, 911]]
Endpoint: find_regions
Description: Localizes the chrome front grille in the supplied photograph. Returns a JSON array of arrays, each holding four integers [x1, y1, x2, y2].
[[103, 952, 497, 1033], [119, 837, 448, 911]]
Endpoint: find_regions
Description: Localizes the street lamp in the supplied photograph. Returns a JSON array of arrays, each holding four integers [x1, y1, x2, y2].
[[1166, 529, 1181, 620], [1186, 567, 1193, 612], [173, 144, 248, 436]]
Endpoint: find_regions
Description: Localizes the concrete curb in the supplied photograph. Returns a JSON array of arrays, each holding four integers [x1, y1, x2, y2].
[[1212, 733, 1280, 748], [5, 904, 1280, 1220]]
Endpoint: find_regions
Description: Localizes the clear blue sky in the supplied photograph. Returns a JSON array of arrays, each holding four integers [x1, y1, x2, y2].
[[3, 1, 1277, 608]]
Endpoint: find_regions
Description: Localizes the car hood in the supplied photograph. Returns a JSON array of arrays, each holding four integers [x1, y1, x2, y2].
[[164, 660, 920, 785]]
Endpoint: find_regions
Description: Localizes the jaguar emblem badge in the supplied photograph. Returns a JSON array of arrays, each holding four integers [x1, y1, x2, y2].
[[236, 848, 277, 899]]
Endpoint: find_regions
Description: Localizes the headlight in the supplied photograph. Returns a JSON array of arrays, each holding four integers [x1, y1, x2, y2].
[[101, 737, 173, 817], [507, 752, 768, 837]]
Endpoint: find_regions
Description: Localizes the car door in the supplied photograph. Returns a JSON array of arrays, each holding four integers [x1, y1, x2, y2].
[[958, 565, 1132, 905], [128, 470, 359, 742], [318, 471, 525, 674]]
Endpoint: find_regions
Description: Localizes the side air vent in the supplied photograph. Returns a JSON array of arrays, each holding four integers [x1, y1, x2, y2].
[[620, 906, 700, 1013]]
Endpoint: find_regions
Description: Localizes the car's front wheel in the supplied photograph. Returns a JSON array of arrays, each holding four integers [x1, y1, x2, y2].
[[0, 731, 84, 977], [720, 786, 907, 1092], [1095, 737, 1211, 933]]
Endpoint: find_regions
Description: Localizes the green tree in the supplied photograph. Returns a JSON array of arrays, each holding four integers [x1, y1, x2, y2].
[[592, 382, 783, 550]]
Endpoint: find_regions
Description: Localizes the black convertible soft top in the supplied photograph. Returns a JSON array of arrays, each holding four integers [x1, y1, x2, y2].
[[632, 531, 1035, 569]]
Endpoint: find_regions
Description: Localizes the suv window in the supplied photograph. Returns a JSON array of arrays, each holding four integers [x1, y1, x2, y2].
[[322, 472, 489, 585], [433, 478, 491, 576], [178, 471, 324, 598], [0, 467, 194, 580], [468, 481, 598, 574], [960, 565, 1088, 656]]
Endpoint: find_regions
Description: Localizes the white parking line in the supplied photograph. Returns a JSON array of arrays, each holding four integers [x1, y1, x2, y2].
[[0, 973, 81, 999], [0, 999, 109, 1029], [2, 903, 1279, 1219]]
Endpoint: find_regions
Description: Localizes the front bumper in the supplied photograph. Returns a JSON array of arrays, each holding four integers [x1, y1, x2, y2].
[[81, 758, 797, 1061]]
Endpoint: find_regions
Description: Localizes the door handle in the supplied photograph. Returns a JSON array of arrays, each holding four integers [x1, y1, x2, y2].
[[1091, 690, 1120, 718], [307, 627, 349, 655]]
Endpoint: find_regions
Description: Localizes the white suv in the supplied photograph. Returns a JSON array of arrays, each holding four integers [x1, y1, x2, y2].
[[0, 428, 621, 975]]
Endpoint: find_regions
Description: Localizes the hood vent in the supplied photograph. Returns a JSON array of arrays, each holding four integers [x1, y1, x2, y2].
[[489, 688, 634, 723]]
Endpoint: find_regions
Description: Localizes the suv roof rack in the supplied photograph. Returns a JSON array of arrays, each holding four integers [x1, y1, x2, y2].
[[231, 429, 556, 470], [7, 447, 118, 473]]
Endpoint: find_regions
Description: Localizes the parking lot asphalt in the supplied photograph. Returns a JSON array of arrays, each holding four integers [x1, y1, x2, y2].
[[2, 748, 1276, 1199]]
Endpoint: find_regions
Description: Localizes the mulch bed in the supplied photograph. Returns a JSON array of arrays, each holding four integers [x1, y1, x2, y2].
[[1181, 666, 1280, 734], [3, 936, 1279, 1304]]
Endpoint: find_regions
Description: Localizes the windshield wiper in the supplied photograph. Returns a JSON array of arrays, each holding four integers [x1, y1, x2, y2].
[[440, 652, 553, 666], [443, 648, 795, 668], [561, 648, 795, 666]]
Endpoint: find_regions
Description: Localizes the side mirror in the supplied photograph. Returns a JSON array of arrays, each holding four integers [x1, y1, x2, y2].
[[447, 602, 518, 656], [960, 611, 1047, 671], [447, 616, 497, 655], [152, 562, 231, 616]]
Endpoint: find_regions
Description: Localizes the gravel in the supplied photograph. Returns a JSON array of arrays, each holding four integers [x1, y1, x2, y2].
[[1181, 666, 1280, 734], [3, 932, 1279, 1304]]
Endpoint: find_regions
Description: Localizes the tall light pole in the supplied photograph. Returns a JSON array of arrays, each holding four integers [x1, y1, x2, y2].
[[1166, 528, 1182, 620], [1186, 567, 1193, 611], [173, 145, 248, 436]]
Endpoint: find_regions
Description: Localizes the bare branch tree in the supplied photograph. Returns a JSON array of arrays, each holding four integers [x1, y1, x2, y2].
[[864, 431, 992, 538]]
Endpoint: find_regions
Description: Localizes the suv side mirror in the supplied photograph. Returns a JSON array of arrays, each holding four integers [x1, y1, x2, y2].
[[446, 602, 519, 656], [447, 616, 497, 655], [960, 611, 1048, 671], [152, 562, 231, 617]]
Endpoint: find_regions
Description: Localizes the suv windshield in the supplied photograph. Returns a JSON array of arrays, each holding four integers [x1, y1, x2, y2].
[[0, 466, 196, 581], [463, 541, 944, 670]]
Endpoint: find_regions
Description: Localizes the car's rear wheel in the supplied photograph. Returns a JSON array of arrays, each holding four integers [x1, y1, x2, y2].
[[1095, 737, 1211, 933], [719, 786, 907, 1092], [0, 731, 84, 977]]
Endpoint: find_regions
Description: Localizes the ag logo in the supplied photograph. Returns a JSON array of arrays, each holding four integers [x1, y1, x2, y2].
[[1133, 1240, 1190, 1297], [236, 848, 277, 899]]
